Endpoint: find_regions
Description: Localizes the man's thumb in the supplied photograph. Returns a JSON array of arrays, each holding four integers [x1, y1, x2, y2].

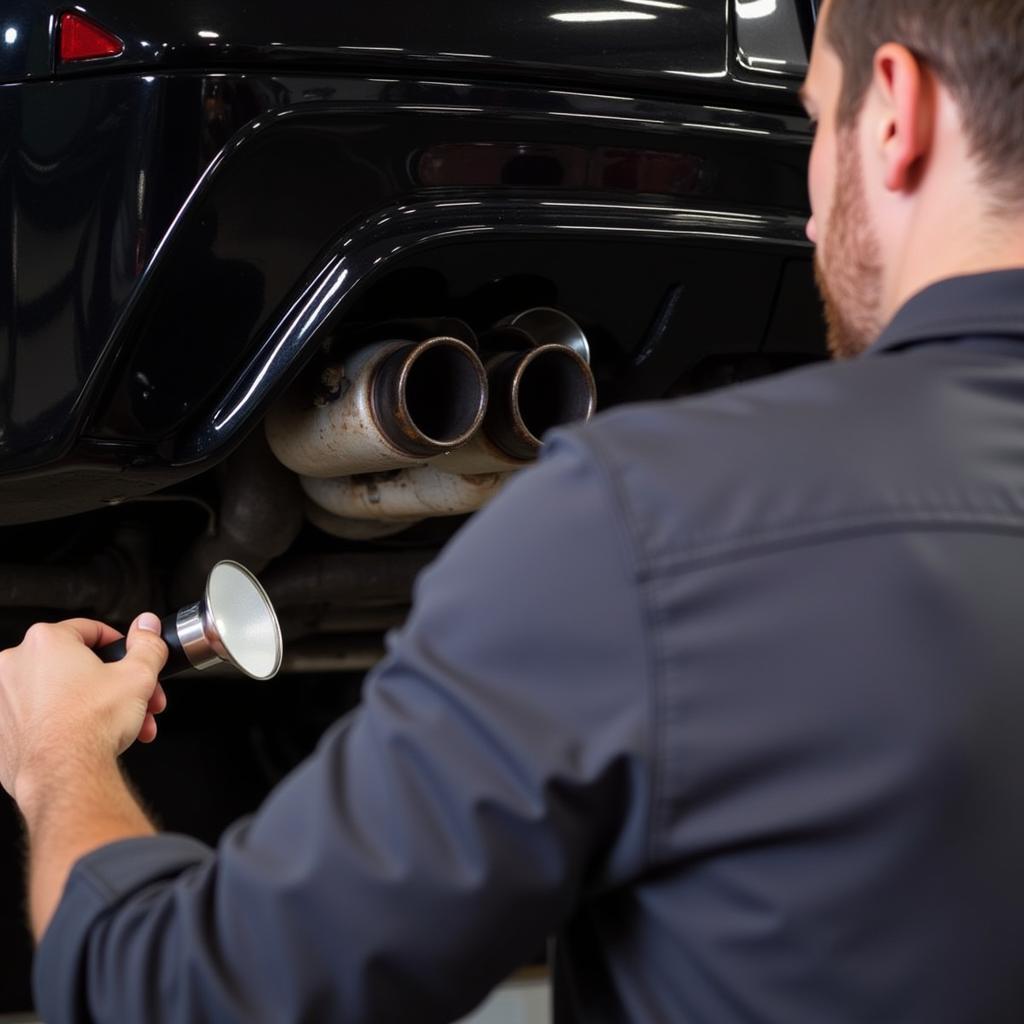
[[123, 612, 169, 678]]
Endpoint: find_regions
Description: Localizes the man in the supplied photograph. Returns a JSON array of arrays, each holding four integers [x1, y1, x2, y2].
[[3, 0, 1024, 1019]]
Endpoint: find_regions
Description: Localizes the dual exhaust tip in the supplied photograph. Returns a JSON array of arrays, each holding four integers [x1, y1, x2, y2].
[[371, 336, 487, 460], [266, 308, 597, 480], [484, 341, 596, 462]]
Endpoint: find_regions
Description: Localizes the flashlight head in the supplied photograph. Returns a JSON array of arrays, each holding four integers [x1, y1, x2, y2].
[[203, 560, 282, 680]]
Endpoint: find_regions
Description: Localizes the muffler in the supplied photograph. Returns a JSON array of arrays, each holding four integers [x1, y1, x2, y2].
[[303, 466, 506, 525], [265, 336, 488, 478]]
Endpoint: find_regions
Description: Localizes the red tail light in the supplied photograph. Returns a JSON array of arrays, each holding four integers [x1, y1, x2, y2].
[[58, 12, 124, 62]]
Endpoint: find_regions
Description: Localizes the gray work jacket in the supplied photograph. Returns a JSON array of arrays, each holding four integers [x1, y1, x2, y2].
[[35, 270, 1024, 1022]]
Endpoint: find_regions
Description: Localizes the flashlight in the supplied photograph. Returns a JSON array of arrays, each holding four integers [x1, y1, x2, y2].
[[98, 560, 283, 680]]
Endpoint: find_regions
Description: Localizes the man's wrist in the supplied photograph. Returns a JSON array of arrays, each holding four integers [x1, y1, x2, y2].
[[16, 751, 127, 830], [21, 753, 156, 941]]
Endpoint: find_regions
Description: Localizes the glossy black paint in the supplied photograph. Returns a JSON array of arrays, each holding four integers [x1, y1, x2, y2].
[[177, 193, 810, 464], [0, 0, 52, 80], [0, 2, 821, 523], [0, 75, 184, 469], [0, 69, 816, 519], [734, 0, 811, 79], [2, 0, 814, 92], [69, 0, 712, 89]]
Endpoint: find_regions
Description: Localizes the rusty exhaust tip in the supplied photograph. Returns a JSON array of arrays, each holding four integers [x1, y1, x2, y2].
[[486, 344, 597, 461], [373, 337, 488, 456]]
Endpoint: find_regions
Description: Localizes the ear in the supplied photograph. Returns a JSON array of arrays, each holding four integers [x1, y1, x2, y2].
[[871, 43, 936, 193]]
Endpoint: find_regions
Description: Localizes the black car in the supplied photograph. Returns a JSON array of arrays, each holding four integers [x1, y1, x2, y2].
[[0, 0, 823, 1011]]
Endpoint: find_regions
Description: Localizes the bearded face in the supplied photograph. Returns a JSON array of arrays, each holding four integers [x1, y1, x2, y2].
[[814, 126, 886, 360]]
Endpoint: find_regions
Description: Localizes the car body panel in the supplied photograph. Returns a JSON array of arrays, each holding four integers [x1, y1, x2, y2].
[[2, 0, 810, 89], [0, 66, 814, 520]]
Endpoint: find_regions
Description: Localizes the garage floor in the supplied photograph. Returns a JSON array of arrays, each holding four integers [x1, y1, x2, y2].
[[0, 975, 551, 1024], [457, 973, 550, 1024]]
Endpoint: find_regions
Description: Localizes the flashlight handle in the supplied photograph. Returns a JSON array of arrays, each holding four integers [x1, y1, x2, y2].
[[96, 611, 192, 679]]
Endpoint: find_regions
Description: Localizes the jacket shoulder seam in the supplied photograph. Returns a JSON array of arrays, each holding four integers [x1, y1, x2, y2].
[[639, 509, 1024, 579], [579, 432, 667, 874]]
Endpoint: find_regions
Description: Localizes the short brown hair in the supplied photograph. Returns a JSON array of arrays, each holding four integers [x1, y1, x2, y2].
[[825, 0, 1024, 200]]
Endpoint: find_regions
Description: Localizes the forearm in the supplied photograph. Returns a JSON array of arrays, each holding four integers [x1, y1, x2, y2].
[[20, 757, 155, 940]]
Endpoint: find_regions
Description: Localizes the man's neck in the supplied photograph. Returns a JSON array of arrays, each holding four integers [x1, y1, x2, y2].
[[887, 205, 1024, 322]]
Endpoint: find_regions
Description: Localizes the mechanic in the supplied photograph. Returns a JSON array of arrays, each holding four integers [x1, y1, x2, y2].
[[4, 0, 1024, 1020]]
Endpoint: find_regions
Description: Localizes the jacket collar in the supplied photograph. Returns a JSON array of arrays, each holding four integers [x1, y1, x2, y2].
[[868, 269, 1024, 355]]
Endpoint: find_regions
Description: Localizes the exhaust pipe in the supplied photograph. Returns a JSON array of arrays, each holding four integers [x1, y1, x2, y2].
[[305, 504, 420, 541], [441, 341, 596, 475], [268, 309, 594, 539], [265, 336, 488, 478], [172, 433, 304, 605], [303, 466, 506, 526]]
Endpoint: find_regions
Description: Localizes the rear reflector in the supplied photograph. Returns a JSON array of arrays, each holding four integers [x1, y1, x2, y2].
[[58, 12, 124, 62]]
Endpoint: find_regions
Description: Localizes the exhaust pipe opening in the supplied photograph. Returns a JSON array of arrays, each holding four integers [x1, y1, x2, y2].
[[516, 345, 596, 444], [487, 344, 597, 461], [375, 337, 487, 454]]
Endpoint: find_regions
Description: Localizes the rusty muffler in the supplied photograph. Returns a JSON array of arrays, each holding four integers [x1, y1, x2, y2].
[[303, 466, 506, 526], [265, 337, 488, 478]]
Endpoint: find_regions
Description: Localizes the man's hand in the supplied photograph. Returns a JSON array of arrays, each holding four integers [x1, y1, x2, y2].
[[0, 614, 169, 814]]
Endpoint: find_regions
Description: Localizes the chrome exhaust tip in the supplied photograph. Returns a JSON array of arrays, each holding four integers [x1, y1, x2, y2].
[[495, 307, 591, 364]]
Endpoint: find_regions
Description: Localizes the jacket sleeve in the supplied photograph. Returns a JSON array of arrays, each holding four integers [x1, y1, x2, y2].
[[33, 429, 652, 1024]]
